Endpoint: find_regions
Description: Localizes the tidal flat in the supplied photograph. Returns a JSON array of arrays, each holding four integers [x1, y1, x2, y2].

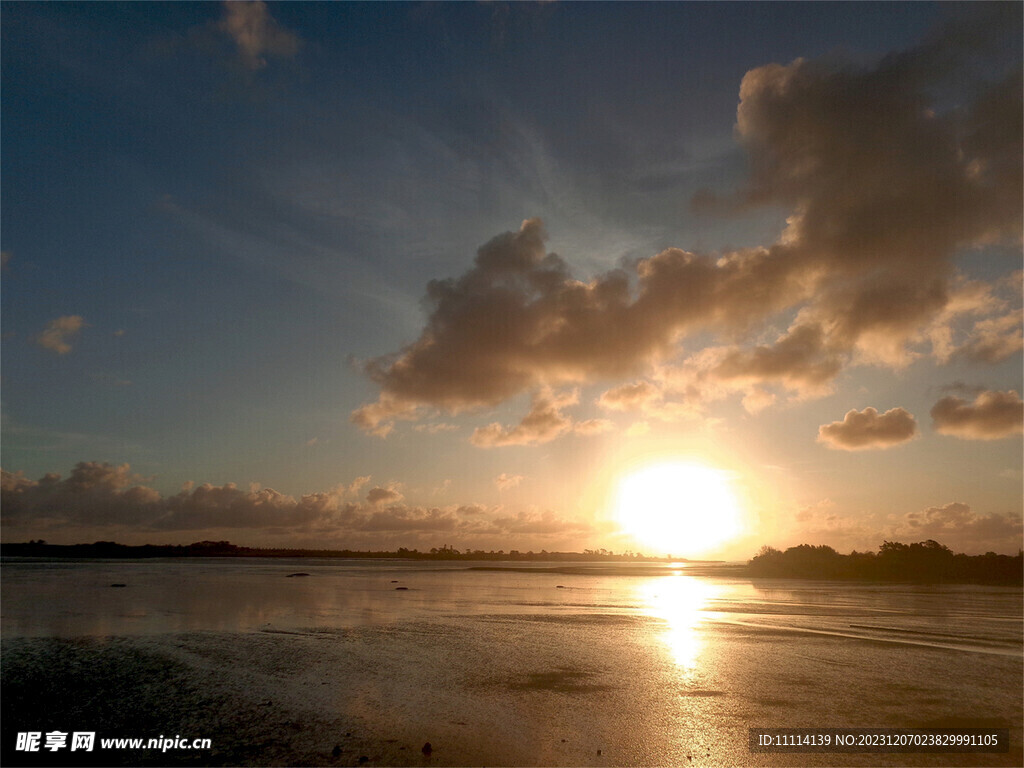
[[2, 560, 1021, 767]]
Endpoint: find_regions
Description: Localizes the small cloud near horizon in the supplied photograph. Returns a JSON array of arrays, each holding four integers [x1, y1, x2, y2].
[[0, 462, 593, 549]]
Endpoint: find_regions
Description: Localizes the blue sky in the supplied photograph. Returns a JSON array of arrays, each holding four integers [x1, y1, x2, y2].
[[2, 2, 1021, 556]]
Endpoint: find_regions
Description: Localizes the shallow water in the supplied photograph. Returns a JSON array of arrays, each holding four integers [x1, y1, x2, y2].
[[2, 559, 1022, 766]]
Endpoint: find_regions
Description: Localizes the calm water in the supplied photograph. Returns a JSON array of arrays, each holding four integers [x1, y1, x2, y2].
[[2, 558, 1022, 765]]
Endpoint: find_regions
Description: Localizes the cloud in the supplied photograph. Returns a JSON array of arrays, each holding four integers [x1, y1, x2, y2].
[[218, 1, 300, 70], [358, 505, 461, 533], [353, 13, 1021, 437], [413, 422, 459, 434], [1, 462, 160, 526], [597, 381, 659, 412], [495, 473, 523, 490], [897, 501, 1023, 553], [787, 498, 877, 549], [35, 316, 85, 355], [470, 387, 578, 447], [926, 273, 1023, 364], [366, 486, 404, 506], [350, 395, 420, 438], [573, 418, 614, 436], [956, 309, 1023, 363], [709, 323, 842, 395], [817, 407, 918, 450], [740, 387, 776, 415], [0, 462, 350, 531], [930, 389, 1023, 440], [1, 462, 595, 547], [490, 508, 592, 536], [346, 476, 371, 496], [160, 483, 327, 530], [597, 378, 703, 423]]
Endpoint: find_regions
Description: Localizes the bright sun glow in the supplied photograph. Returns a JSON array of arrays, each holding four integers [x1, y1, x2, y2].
[[615, 461, 742, 557]]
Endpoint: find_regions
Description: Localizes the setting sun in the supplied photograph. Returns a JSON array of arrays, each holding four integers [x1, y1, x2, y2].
[[615, 462, 742, 557]]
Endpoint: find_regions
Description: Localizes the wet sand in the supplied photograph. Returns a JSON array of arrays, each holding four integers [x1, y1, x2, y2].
[[3, 613, 1021, 767]]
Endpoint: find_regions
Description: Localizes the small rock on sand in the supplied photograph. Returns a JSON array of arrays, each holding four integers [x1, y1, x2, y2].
[[421, 742, 432, 756], [109, 583, 127, 588], [395, 586, 409, 590], [286, 573, 310, 577]]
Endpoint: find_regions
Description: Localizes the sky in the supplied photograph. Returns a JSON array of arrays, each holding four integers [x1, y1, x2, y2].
[[2, 1, 1021, 558]]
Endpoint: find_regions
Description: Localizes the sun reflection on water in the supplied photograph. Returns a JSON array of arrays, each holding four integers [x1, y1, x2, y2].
[[638, 574, 720, 673]]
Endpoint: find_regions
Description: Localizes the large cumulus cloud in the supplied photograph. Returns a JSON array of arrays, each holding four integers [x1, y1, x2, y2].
[[353, 10, 1021, 439]]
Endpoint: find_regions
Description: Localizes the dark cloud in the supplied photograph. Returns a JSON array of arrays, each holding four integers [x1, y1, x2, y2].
[[710, 324, 842, 394], [353, 13, 1021, 437], [817, 407, 918, 451], [366, 486, 404, 506], [931, 389, 1023, 440], [1, 462, 589, 543], [159, 483, 326, 530], [0, 462, 160, 526]]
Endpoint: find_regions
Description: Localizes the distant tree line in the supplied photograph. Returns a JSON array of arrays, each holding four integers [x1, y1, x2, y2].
[[0, 540, 671, 562], [747, 540, 1023, 585]]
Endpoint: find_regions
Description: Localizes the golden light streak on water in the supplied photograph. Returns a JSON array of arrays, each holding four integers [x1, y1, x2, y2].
[[637, 573, 721, 674]]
